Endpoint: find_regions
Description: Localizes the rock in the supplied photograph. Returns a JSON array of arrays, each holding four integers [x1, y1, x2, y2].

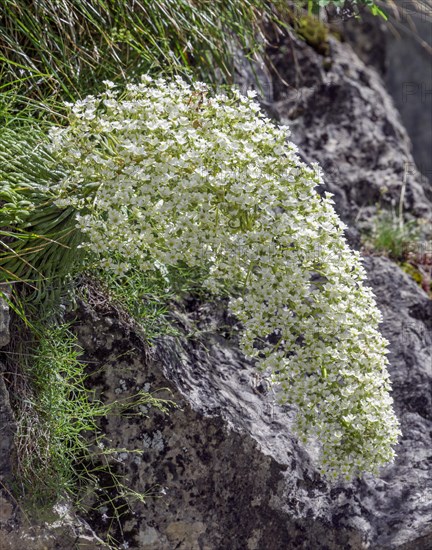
[[236, 27, 432, 228], [0, 498, 14, 524], [72, 297, 354, 549], [335, 4, 432, 185], [260, 31, 432, 228], [70, 254, 432, 550], [357, 256, 432, 549], [0, 495, 106, 550], [0, 372, 16, 484], [0, 285, 11, 348], [0, 518, 106, 550]]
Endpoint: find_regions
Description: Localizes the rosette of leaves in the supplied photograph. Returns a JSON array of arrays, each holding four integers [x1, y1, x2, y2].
[[0, 127, 82, 306]]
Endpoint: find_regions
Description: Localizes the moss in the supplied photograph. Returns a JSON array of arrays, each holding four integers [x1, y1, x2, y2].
[[296, 15, 330, 56], [400, 262, 423, 285], [400, 261, 432, 297]]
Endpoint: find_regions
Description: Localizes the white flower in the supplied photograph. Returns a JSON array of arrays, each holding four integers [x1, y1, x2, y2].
[[50, 76, 401, 480]]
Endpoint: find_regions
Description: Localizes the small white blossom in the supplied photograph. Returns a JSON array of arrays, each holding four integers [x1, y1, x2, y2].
[[50, 77, 402, 480]]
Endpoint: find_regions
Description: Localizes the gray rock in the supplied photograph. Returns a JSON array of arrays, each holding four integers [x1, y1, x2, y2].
[[0, 508, 106, 550], [258, 32, 432, 228], [0, 369, 18, 541], [70, 253, 432, 550], [336, 4, 432, 186], [0, 285, 11, 349], [0, 372, 16, 483], [359, 256, 432, 549]]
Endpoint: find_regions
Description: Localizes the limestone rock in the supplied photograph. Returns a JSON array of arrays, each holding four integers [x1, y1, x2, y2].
[[336, 4, 432, 185], [0, 286, 11, 348], [237, 31, 432, 228], [71, 254, 432, 549]]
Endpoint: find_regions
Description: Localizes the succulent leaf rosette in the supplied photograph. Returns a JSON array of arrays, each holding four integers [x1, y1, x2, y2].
[[49, 76, 401, 480]]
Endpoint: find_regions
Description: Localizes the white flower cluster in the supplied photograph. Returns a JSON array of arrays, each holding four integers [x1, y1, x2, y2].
[[49, 76, 401, 479]]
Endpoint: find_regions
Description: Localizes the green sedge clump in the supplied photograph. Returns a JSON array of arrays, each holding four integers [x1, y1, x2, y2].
[[49, 76, 401, 480]]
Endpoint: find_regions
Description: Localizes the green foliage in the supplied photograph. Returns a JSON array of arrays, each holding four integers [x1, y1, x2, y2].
[[366, 211, 420, 261], [91, 252, 217, 341], [12, 322, 173, 510], [362, 211, 432, 295], [0, 0, 391, 128], [312, 0, 388, 19], [0, 127, 82, 308], [400, 261, 424, 285], [295, 14, 329, 55], [0, 0, 276, 108], [90, 264, 176, 341]]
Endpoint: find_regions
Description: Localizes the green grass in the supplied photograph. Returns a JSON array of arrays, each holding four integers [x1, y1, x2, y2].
[[366, 211, 420, 261], [9, 322, 173, 512], [90, 259, 213, 342], [0, 126, 82, 316], [0, 0, 283, 112], [83, 266, 177, 342]]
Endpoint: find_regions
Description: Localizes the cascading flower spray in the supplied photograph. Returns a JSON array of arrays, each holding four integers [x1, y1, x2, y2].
[[50, 76, 401, 480]]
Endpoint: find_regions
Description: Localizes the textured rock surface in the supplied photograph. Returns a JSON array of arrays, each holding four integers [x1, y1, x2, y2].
[[71, 254, 432, 550], [335, 4, 432, 185], [0, 285, 11, 348], [0, 367, 17, 545], [260, 32, 432, 228], [0, 370, 16, 483], [0, 509, 105, 550]]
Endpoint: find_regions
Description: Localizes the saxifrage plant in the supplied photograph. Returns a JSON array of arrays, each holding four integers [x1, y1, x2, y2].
[[49, 76, 401, 480]]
